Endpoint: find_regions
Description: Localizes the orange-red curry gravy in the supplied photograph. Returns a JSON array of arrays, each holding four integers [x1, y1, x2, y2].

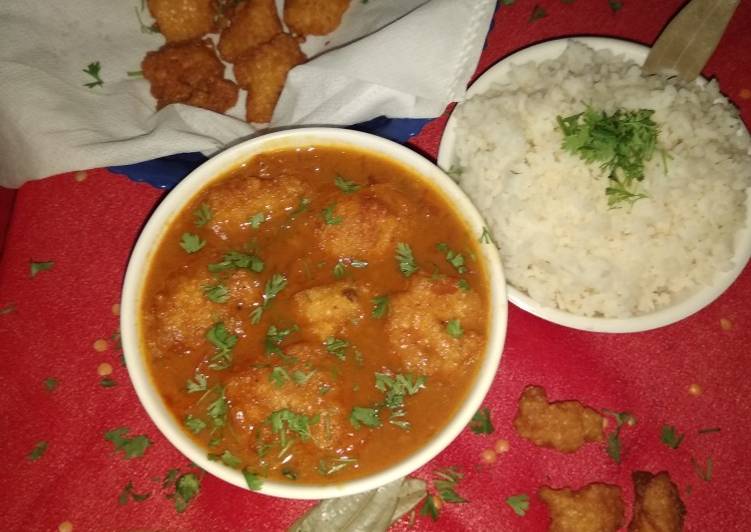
[[140, 145, 489, 486]]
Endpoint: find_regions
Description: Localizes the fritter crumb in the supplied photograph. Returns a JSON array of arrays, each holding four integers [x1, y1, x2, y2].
[[629, 471, 686, 532], [234, 33, 306, 123], [513, 385, 604, 453], [147, 0, 216, 43], [142, 39, 239, 113], [217, 0, 282, 62], [284, 0, 350, 36], [539, 483, 625, 532]]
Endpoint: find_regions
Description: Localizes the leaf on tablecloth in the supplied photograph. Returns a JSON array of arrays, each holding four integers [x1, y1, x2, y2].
[[30, 260, 54, 277], [43, 377, 59, 392], [529, 5, 547, 22], [660, 425, 685, 449], [27, 441, 48, 461], [118, 481, 151, 505], [469, 407, 494, 434], [506, 493, 530, 516], [0, 303, 15, 315], [104, 427, 151, 459]]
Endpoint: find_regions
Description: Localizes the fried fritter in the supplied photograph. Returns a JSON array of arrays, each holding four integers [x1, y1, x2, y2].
[[142, 39, 239, 113], [217, 0, 282, 62], [513, 385, 604, 453], [147, 0, 216, 43], [234, 33, 306, 123], [284, 0, 351, 36], [291, 281, 366, 340], [629, 471, 686, 532], [539, 483, 625, 532]]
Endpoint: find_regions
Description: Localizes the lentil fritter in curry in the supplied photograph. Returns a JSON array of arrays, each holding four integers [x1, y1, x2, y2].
[[140, 145, 489, 486]]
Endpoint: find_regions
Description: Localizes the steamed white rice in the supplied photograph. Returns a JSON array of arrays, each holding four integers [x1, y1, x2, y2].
[[453, 42, 751, 318]]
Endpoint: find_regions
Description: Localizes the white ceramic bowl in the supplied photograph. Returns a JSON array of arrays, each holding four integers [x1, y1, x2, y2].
[[121, 127, 508, 500], [438, 37, 751, 333]]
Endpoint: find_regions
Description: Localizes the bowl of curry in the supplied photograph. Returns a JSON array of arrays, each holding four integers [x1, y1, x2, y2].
[[121, 127, 507, 499]]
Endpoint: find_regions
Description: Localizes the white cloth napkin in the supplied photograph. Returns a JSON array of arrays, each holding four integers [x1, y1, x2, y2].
[[0, 0, 496, 188]]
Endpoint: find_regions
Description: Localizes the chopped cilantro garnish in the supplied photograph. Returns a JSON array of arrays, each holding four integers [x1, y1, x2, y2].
[[30, 261, 54, 277], [446, 164, 463, 179], [208, 251, 264, 273], [506, 494, 530, 516], [0, 303, 15, 315], [420, 495, 440, 520], [457, 279, 470, 292], [317, 457, 357, 476], [43, 377, 59, 392], [247, 212, 266, 229], [660, 425, 685, 449], [264, 324, 299, 356], [324, 336, 349, 360], [186, 373, 208, 393], [193, 203, 212, 227], [333, 262, 347, 279], [173, 473, 201, 513], [118, 481, 151, 505], [100, 377, 117, 388], [82, 61, 104, 88], [608, 0, 622, 12], [180, 233, 205, 253], [269, 366, 290, 388], [350, 406, 381, 429], [207, 387, 228, 428], [250, 274, 287, 324], [692, 456, 713, 482], [203, 283, 229, 303], [206, 322, 237, 370], [289, 197, 311, 219], [104, 428, 151, 459], [243, 468, 264, 490], [334, 175, 361, 193], [433, 467, 467, 504], [603, 409, 635, 463], [268, 409, 319, 447], [436, 243, 467, 274], [469, 407, 494, 434], [291, 370, 315, 385], [446, 319, 463, 338], [322, 203, 343, 225], [27, 441, 48, 461], [184, 415, 207, 434], [529, 4, 547, 22], [395, 242, 418, 277], [209, 450, 242, 469], [372, 295, 389, 318]]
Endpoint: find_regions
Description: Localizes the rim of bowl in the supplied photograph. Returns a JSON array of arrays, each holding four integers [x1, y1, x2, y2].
[[121, 127, 508, 500], [438, 36, 751, 333]]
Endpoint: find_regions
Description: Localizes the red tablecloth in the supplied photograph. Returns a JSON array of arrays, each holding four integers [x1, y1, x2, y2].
[[2, 1, 751, 530]]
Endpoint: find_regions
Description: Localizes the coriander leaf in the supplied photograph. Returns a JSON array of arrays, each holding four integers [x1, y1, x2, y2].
[[660, 425, 685, 449], [446, 319, 463, 338], [243, 468, 264, 490], [691, 456, 713, 482], [104, 428, 151, 459], [506, 494, 530, 516], [433, 467, 467, 504], [193, 203, 212, 227], [203, 283, 229, 303], [27, 441, 48, 461], [469, 407, 494, 434], [206, 322, 237, 370], [333, 262, 347, 279], [118, 482, 151, 505], [264, 324, 299, 356], [208, 251, 264, 273], [334, 175, 361, 194], [350, 406, 381, 429], [126, 70, 143, 78], [606, 431, 622, 463], [251, 274, 288, 324], [30, 261, 54, 277], [100, 377, 117, 388], [322, 203, 343, 225], [324, 336, 349, 360], [420, 495, 440, 520], [184, 415, 207, 434], [289, 197, 311, 219], [134, 6, 159, 33], [43, 377, 59, 392], [479, 227, 496, 245], [269, 366, 290, 388], [247, 213, 266, 229], [0, 303, 15, 315], [529, 4, 547, 22], [268, 409, 319, 447], [173, 473, 201, 513], [186, 373, 208, 393], [608, 0, 622, 12], [395, 242, 418, 277], [371, 295, 389, 318], [179, 233, 205, 254], [291, 370, 315, 385], [500, 0, 515, 5], [436, 243, 467, 274], [207, 388, 228, 428], [446, 165, 463, 179], [218, 450, 242, 469], [457, 279, 470, 292], [82, 61, 103, 88]]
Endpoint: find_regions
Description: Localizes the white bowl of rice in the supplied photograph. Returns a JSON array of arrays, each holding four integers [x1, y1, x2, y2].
[[439, 37, 751, 333]]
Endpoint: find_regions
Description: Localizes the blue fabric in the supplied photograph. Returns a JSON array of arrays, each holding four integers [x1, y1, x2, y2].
[[107, 117, 431, 190]]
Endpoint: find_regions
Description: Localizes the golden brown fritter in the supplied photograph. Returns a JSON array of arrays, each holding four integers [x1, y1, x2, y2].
[[513, 386, 604, 453], [142, 39, 239, 113], [217, 0, 282, 62], [233, 33, 306, 123], [284, 0, 351, 36], [291, 281, 366, 340], [629, 471, 686, 532], [147, 0, 216, 42], [539, 483, 625, 532], [386, 275, 484, 376]]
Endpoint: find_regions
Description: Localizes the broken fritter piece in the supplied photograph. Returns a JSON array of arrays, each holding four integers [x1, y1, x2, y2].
[[147, 0, 216, 42], [513, 385, 604, 453], [233, 33, 306, 123], [539, 483, 625, 532], [217, 0, 282, 62], [284, 0, 351, 36], [629, 471, 686, 532], [142, 39, 239, 113]]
